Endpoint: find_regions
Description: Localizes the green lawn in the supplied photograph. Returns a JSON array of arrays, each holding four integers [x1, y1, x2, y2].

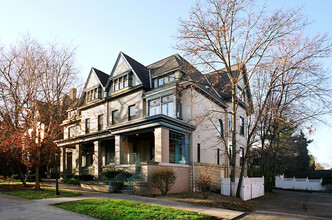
[[0, 183, 82, 199], [55, 199, 218, 220]]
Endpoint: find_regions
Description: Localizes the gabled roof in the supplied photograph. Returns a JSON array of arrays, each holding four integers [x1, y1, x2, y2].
[[205, 65, 253, 109], [121, 52, 150, 89], [205, 70, 232, 100], [92, 67, 109, 87], [147, 53, 184, 77], [83, 68, 109, 91]]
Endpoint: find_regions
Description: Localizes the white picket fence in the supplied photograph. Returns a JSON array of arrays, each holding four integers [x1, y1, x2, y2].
[[221, 177, 264, 201], [275, 175, 325, 191]]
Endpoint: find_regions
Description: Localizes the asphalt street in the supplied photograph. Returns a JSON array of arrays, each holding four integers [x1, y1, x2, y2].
[[240, 189, 332, 220]]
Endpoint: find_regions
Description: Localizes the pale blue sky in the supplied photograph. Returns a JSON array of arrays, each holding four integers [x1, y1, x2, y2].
[[1, 0, 331, 168]]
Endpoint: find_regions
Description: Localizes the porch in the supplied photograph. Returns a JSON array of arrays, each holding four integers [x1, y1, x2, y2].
[[61, 126, 191, 178]]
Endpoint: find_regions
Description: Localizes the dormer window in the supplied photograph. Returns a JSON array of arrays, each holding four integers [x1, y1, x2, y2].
[[114, 79, 118, 91], [112, 73, 132, 92], [85, 87, 102, 103], [153, 73, 176, 89]]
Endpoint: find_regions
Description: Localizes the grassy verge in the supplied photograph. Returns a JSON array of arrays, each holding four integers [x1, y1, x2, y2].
[[0, 182, 82, 199], [55, 199, 218, 219], [153, 192, 255, 212]]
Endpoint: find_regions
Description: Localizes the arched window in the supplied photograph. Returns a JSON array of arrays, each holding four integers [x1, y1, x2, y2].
[[217, 119, 224, 138]]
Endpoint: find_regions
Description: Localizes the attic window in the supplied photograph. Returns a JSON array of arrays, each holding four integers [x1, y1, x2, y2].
[[113, 73, 131, 92], [153, 73, 176, 89], [85, 87, 102, 103]]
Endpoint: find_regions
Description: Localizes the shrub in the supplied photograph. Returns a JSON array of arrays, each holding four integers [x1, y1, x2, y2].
[[151, 168, 176, 195], [103, 170, 122, 180], [27, 174, 36, 182], [62, 178, 80, 185], [11, 174, 20, 180], [76, 174, 95, 181], [61, 174, 74, 180], [196, 173, 212, 199]]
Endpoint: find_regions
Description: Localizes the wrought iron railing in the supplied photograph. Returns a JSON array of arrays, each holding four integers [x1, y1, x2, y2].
[[120, 153, 141, 164], [109, 153, 141, 192], [127, 157, 155, 193], [127, 168, 141, 193]]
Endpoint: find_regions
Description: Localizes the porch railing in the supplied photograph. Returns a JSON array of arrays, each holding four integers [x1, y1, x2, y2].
[[109, 153, 141, 192], [120, 153, 141, 164], [127, 169, 141, 193], [127, 157, 154, 193]]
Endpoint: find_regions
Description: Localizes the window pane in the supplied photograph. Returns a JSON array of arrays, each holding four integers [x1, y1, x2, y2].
[[94, 88, 98, 99], [167, 102, 174, 117], [159, 78, 164, 86], [155, 105, 160, 114], [86, 119, 90, 133], [164, 76, 169, 84], [149, 106, 155, 116], [112, 110, 119, 124], [114, 79, 118, 91], [129, 105, 135, 120], [98, 115, 103, 131], [153, 78, 158, 88], [119, 77, 123, 89], [169, 74, 175, 82], [130, 105, 135, 116], [124, 75, 128, 87], [162, 103, 168, 115]]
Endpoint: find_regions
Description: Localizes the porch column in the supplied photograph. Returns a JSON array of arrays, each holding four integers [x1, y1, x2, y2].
[[93, 141, 102, 178], [154, 127, 169, 163], [74, 144, 82, 175], [114, 135, 121, 165], [60, 147, 66, 173]]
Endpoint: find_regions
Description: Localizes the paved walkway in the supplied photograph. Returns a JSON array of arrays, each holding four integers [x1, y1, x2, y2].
[[0, 182, 244, 220]]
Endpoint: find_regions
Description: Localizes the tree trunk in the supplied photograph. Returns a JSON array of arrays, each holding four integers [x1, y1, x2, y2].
[[236, 143, 251, 198], [230, 83, 237, 197], [35, 165, 40, 190]]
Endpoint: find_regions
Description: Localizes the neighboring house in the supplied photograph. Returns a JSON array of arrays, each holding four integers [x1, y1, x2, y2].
[[57, 52, 250, 194], [27, 90, 77, 178]]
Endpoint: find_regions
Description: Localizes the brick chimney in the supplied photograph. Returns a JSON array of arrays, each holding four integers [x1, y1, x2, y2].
[[69, 88, 77, 100]]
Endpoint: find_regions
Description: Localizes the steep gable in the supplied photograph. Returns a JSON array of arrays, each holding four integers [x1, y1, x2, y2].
[[85, 69, 100, 90], [106, 52, 150, 89], [83, 68, 109, 91], [93, 67, 109, 87]]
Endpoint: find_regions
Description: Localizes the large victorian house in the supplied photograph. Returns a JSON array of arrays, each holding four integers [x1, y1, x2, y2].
[[58, 52, 250, 194]]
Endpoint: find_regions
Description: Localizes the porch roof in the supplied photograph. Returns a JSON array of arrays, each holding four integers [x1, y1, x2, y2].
[[108, 114, 195, 135], [57, 114, 195, 147]]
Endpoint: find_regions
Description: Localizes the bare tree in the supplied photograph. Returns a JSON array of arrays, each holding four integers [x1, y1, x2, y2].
[[177, 0, 332, 197], [0, 35, 78, 189]]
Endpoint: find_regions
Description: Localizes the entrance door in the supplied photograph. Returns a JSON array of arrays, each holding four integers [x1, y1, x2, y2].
[[67, 152, 72, 174]]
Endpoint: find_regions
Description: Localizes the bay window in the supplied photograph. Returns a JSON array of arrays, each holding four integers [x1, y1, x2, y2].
[[149, 95, 175, 117]]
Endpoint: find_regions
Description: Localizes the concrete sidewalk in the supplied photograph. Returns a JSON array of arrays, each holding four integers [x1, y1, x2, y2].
[[41, 181, 244, 219]]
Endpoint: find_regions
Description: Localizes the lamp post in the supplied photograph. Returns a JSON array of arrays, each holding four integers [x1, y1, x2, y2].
[[55, 151, 60, 195]]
